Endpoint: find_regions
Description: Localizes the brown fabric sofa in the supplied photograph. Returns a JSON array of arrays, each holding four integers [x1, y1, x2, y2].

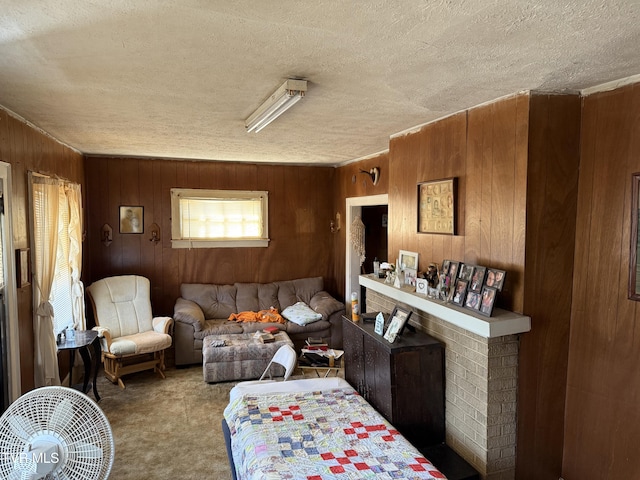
[[173, 277, 345, 366]]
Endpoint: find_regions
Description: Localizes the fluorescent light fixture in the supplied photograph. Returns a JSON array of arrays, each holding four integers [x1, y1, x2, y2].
[[245, 79, 307, 133]]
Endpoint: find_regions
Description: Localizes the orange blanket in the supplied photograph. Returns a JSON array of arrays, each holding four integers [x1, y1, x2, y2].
[[228, 307, 285, 324]]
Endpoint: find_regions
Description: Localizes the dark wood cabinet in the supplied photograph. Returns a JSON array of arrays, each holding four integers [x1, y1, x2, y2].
[[342, 316, 445, 447]]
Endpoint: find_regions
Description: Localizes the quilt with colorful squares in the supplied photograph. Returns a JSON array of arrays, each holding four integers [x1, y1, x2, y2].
[[223, 387, 447, 479]]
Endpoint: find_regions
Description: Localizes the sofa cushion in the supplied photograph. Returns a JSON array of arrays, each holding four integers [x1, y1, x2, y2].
[[194, 319, 244, 340], [282, 302, 323, 326], [181, 284, 237, 319], [275, 277, 323, 309], [310, 292, 345, 320], [235, 283, 280, 312], [284, 319, 331, 336]]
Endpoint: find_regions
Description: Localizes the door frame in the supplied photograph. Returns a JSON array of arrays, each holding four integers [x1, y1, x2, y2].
[[0, 161, 21, 403], [345, 194, 388, 305]]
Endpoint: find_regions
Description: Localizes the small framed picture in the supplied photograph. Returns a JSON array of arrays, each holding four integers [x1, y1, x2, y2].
[[469, 266, 486, 293], [479, 286, 498, 317], [441, 259, 451, 275], [398, 250, 419, 272], [452, 279, 468, 306], [464, 291, 481, 311], [383, 306, 412, 343], [374, 312, 386, 335], [416, 278, 429, 295], [448, 261, 460, 281], [459, 263, 474, 281], [119, 206, 144, 234], [486, 268, 506, 291], [404, 268, 417, 287]]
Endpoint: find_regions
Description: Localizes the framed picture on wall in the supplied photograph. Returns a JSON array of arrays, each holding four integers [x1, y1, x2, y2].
[[417, 177, 457, 235], [119, 206, 144, 234]]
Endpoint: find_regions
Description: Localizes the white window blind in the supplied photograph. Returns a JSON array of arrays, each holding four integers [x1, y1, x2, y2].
[[171, 189, 269, 248], [50, 187, 73, 334]]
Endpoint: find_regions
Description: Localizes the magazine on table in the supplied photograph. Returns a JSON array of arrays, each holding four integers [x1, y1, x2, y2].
[[300, 348, 344, 359]]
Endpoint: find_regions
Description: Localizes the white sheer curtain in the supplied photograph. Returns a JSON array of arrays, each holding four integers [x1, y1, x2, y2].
[[66, 183, 85, 330], [31, 174, 84, 387], [31, 175, 61, 387]]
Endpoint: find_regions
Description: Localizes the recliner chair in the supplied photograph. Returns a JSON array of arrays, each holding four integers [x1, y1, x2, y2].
[[87, 275, 173, 389]]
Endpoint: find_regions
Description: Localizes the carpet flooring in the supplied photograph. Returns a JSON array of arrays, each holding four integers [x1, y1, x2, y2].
[[96, 366, 236, 480]]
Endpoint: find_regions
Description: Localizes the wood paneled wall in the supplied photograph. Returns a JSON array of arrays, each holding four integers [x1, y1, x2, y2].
[[562, 83, 640, 478], [333, 153, 390, 299], [0, 109, 85, 393], [518, 94, 581, 479], [387, 98, 529, 313], [84, 157, 338, 316]]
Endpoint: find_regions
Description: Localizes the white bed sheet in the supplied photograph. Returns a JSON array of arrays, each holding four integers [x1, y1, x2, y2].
[[228, 377, 351, 402]]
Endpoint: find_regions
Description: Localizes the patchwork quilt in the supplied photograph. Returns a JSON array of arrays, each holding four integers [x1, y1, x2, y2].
[[223, 387, 447, 479]]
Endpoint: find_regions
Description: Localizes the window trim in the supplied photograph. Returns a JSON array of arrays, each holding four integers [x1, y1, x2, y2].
[[170, 188, 269, 248]]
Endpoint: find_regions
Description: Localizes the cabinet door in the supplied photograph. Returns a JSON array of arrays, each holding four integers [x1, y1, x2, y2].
[[364, 334, 393, 420], [343, 320, 365, 393]]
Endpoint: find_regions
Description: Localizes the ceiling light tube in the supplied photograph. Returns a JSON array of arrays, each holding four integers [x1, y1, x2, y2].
[[245, 79, 307, 133]]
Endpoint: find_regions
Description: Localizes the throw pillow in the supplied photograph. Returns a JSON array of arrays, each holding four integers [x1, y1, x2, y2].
[[282, 301, 323, 326]]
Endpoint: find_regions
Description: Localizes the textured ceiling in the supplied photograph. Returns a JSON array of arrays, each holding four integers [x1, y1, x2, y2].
[[0, 1, 639, 166]]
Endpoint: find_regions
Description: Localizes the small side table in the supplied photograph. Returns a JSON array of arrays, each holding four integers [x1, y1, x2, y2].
[[297, 354, 344, 378], [57, 330, 101, 402]]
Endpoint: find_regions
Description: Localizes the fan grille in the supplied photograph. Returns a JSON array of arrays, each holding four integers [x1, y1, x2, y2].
[[0, 386, 114, 480]]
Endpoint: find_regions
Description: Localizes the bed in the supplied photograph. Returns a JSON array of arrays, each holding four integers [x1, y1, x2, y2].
[[222, 378, 447, 479]]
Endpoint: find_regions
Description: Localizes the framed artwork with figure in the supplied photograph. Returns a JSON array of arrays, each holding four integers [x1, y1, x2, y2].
[[417, 177, 456, 235], [120, 206, 144, 234]]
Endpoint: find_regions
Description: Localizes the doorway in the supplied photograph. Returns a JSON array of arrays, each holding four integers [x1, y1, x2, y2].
[[0, 161, 21, 412], [345, 194, 389, 310]]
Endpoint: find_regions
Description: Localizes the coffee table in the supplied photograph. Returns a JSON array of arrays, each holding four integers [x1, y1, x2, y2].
[[202, 331, 294, 383]]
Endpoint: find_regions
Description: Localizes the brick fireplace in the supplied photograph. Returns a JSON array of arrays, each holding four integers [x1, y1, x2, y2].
[[361, 275, 529, 480]]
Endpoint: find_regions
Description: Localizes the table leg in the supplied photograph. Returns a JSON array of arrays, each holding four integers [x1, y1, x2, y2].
[[79, 346, 91, 393], [68, 350, 76, 388], [91, 337, 101, 402]]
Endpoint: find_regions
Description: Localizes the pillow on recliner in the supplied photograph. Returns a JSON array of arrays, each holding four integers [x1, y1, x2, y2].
[[282, 301, 323, 326]]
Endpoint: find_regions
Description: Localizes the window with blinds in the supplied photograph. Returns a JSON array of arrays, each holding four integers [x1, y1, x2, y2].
[[170, 189, 269, 248]]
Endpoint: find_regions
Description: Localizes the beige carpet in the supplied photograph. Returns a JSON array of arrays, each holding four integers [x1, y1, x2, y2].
[[96, 366, 236, 480]]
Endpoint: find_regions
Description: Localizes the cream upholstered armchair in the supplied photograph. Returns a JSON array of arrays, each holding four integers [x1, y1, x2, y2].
[[86, 275, 173, 389]]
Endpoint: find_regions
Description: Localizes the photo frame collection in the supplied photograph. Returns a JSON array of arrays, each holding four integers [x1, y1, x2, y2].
[[440, 260, 506, 317]]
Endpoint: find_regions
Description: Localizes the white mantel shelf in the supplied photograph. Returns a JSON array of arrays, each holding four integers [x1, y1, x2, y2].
[[360, 274, 531, 339]]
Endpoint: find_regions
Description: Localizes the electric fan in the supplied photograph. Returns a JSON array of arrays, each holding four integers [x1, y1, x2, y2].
[[0, 386, 114, 479]]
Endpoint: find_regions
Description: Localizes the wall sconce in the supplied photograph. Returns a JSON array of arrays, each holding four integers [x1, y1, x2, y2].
[[101, 224, 113, 246], [149, 223, 161, 244], [330, 213, 341, 233], [360, 167, 380, 186]]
